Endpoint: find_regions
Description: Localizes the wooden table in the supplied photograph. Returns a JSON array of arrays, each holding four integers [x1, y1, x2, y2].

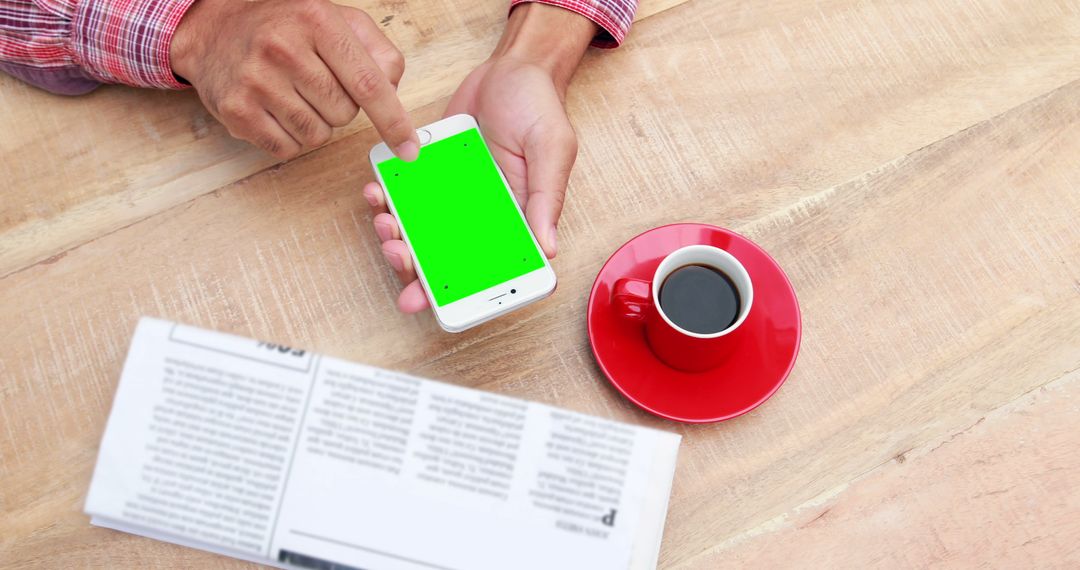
[[3, 0, 1079, 567]]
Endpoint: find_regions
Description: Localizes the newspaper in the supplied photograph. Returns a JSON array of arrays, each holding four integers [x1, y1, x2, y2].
[[85, 318, 681, 569]]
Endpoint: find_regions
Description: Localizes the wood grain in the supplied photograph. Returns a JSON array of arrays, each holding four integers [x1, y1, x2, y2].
[[2, 0, 1080, 568], [0, 0, 689, 279], [666, 78, 1080, 567], [702, 368, 1080, 568]]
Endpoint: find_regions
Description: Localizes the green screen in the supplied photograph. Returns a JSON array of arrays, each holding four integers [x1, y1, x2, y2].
[[377, 128, 544, 307]]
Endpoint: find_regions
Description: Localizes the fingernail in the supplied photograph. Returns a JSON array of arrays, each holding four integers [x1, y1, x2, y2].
[[548, 228, 558, 257], [395, 140, 420, 162], [363, 188, 379, 207], [384, 251, 404, 272], [374, 221, 393, 242]]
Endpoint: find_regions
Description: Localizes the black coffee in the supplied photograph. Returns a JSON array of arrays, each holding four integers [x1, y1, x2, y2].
[[658, 264, 741, 334]]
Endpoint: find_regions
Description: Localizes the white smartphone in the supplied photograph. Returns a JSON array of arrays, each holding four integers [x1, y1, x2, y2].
[[369, 114, 557, 332]]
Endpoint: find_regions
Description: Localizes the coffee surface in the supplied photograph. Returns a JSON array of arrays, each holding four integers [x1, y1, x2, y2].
[[658, 264, 741, 334]]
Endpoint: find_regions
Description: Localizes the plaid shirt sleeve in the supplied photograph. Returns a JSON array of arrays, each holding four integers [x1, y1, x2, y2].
[[2, 0, 636, 96], [510, 0, 639, 48], [0, 0, 194, 95]]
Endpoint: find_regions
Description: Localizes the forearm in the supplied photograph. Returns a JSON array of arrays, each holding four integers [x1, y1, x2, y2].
[[494, 2, 597, 95], [509, 0, 640, 49], [0, 0, 194, 95], [0, 0, 94, 94]]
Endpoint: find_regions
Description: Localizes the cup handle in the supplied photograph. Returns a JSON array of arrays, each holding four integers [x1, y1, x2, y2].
[[613, 278, 652, 322]]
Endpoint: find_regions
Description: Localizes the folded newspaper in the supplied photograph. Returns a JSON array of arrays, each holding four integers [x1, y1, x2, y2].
[[86, 318, 681, 569]]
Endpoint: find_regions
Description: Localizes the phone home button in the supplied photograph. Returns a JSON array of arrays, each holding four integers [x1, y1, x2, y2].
[[417, 129, 432, 145]]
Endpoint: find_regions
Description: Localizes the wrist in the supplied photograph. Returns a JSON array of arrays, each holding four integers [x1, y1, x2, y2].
[[170, 0, 224, 82], [493, 3, 597, 94]]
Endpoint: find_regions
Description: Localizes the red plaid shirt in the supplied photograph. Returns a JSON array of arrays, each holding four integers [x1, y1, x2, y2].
[[0, 0, 637, 95]]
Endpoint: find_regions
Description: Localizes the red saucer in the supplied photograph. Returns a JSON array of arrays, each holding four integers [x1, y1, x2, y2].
[[588, 224, 801, 423]]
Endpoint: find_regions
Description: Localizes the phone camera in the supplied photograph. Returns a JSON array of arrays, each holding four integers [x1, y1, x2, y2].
[[510, 289, 517, 294]]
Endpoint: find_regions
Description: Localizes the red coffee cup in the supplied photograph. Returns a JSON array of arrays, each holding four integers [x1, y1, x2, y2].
[[613, 245, 754, 372]]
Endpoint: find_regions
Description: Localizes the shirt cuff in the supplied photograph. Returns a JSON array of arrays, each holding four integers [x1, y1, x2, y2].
[[71, 0, 196, 89], [510, 0, 638, 48]]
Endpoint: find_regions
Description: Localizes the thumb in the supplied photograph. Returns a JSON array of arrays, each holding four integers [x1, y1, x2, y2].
[[523, 119, 577, 258]]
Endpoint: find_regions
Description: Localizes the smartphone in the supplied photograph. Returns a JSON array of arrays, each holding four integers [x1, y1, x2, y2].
[[369, 114, 557, 332]]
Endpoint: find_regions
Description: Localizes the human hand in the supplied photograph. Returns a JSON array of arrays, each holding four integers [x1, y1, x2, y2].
[[170, 0, 419, 161], [363, 3, 596, 312]]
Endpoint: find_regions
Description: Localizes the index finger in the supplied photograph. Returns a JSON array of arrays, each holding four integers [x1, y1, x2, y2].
[[316, 17, 419, 160]]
